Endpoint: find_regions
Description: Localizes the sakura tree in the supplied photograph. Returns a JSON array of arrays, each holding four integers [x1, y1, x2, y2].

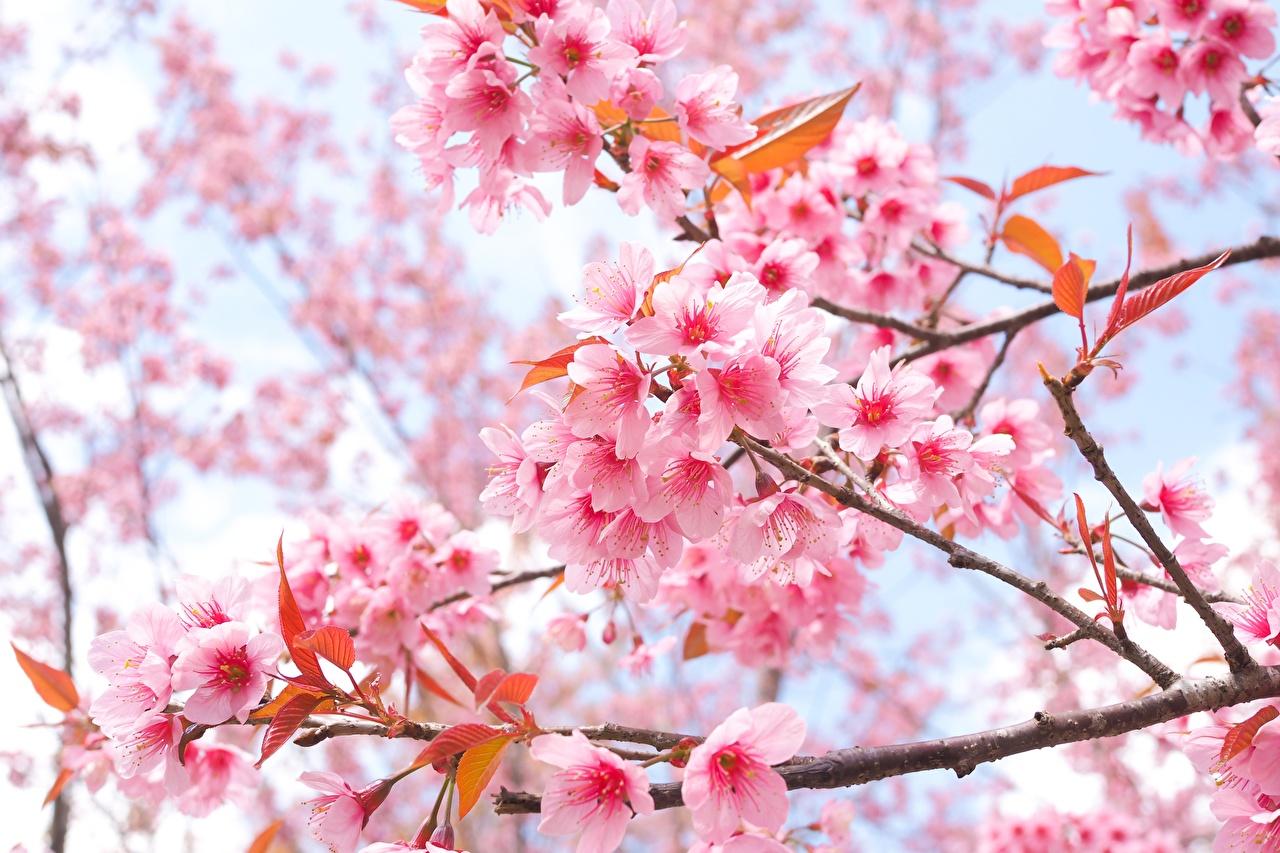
[[8, 0, 1280, 851]]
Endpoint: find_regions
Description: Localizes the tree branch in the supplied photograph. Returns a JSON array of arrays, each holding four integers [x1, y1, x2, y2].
[[426, 566, 565, 612], [493, 665, 1280, 814], [736, 435, 1179, 688], [293, 718, 697, 750], [810, 297, 945, 342], [1044, 375, 1254, 672], [895, 236, 1280, 365]]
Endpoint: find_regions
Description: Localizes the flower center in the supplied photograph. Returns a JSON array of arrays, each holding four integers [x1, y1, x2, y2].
[[216, 648, 251, 686]]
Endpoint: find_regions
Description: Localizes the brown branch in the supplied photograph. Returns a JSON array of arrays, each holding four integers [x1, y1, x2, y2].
[[1115, 565, 1241, 605], [0, 333, 74, 853], [293, 718, 697, 750], [493, 665, 1280, 814], [810, 297, 945, 342], [895, 236, 1280, 365], [736, 435, 1179, 688], [427, 566, 565, 612], [952, 330, 1018, 423], [1043, 376, 1255, 673], [912, 242, 1051, 293]]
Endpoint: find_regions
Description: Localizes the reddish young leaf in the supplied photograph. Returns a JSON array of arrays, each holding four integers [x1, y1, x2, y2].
[[592, 168, 620, 192], [412, 722, 504, 769], [536, 572, 566, 603], [1220, 705, 1280, 762], [1052, 256, 1090, 321], [456, 735, 515, 818], [473, 668, 506, 710], [420, 623, 477, 691], [710, 84, 860, 194], [1078, 587, 1106, 603], [511, 337, 608, 396], [1101, 516, 1120, 614], [943, 175, 997, 200], [296, 626, 356, 671], [11, 643, 79, 714], [1073, 494, 1102, 585], [247, 819, 285, 853], [1102, 225, 1135, 342], [1009, 482, 1066, 533], [489, 672, 538, 707], [256, 691, 325, 767], [1001, 214, 1064, 273], [1107, 249, 1231, 340], [391, 0, 448, 12], [176, 721, 209, 765], [276, 536, 327, 687], [414, 666, 465, 708], [249, 684, 334, 721], [1004, 165, 1101, 202], [42, 767, 74, 807]]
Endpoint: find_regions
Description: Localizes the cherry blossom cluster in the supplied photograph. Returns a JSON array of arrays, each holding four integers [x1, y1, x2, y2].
[[281, 499, 501, 669], [977, 806, 1180, 852], [479, 241, 1063, 635], [391, 0, 755, 231], [1044, 0, 1278, 158], [705, 115, 968, 310], [82, 576, 279, 817]]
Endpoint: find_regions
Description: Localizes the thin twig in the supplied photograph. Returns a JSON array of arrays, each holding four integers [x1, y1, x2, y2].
[[1043, 376, 1255, 673]]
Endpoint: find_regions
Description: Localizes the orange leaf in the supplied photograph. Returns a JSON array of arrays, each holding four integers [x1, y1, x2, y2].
[[42, 767, 74, 807], [415, 665, 465, 708], [1221, 706, 1280, 762], [1001, 214, 1063, 273], [944, 175, 997, 200], [390, 0, 448, 12], [413, 722, 505, 770], [11, 643, 79, 714], [710, 84, 860, 194], [1101, 516, 1119, 609], [276, 536, 327, 688], [249, 684, 334, 721], [1103, 225, 1135, 342], [1052, 256, 1090, 321], [1078, 587, 1106, 603], [296, 626, 356, 671], [536, 573, 566, 603], [682, 622, 710, 661], [1004, 165, 1101, 202], [420, 623, 477, 691], [456, 735, 514, 818], [247, 819, 284, 853], [473, 668, 506, 710], [511, 337, 608, 397], [592, 101, 686, 144], [1073, 494, 1100, 579], [256, 690, 325, 767], [1107, 249, 1230, 340], [489, 672, 538, 707]]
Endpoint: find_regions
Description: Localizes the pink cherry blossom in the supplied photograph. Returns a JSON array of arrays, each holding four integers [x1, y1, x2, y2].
[[728, 486, 841, 585], [111, 714, 187, 793], [528, 730, 655, 852], [611, 67, 664, 122], [626, 272, 763, 358], [637, 446, 733, 539], [558, 242, 654, 335], [529, 5, 637, 104], [176, 742, 256, 818], [683, 703, 806, 842], [1143, 456, 1214, 539], [617, 136, 710, 222], [566, 554, 663, 600], [885, 416, 976, 512], [479, 425, 544, 533], [606, 0, 687, 62], [564, 344, 652, 457], [1211, 1, 1277, 58], [563, 434, 649, 512], [675, 66, 756, 149], [695, 352, 785, 447], [1218, 561, 1280, 646], [417, 0, 504, 78], [812, 346, 939, 461], [442, 65, 531, 161], [527, 83, 604, 204], [1182, 39, 1247, 104], [301, 771, 371, 853], [1256, 96, 1280, 155], [1126, 34, 1185, 105], [171, 622, 283, 724], [87, 604, 184, 736]]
